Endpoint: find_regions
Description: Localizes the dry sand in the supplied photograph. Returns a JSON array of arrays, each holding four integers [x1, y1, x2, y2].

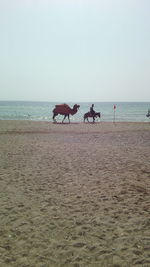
[[0, 120, 150, 267]]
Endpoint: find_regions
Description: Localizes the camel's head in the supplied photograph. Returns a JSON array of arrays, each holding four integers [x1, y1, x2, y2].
[[74, 104, 80, 110]]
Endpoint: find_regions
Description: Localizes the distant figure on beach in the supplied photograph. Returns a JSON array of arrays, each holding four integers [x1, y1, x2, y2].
[[90, 104, 95, 116], [146, 109, 150, 118]]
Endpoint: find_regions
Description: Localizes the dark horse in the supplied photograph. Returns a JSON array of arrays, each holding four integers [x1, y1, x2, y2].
[[84, 112, 101, 123]]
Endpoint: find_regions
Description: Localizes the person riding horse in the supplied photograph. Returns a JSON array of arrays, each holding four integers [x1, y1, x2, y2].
[[84, 104, 101, 122]]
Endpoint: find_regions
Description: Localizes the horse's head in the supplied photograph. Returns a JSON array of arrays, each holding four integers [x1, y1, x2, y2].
[[96, 112, 101, 118]]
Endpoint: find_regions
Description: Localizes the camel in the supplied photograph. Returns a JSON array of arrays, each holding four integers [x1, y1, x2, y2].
[[53, 104, 80, 123], [84, 112, 101, 123]]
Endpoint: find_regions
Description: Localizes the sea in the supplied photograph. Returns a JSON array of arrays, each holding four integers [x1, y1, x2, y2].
[[0, 101, 149, 122]]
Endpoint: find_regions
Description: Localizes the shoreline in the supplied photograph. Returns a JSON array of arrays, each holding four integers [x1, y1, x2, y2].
[[0, 120, 150, 266]]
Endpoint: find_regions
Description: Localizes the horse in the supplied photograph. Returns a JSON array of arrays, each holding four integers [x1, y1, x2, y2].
[[84, 112, 101, 123]]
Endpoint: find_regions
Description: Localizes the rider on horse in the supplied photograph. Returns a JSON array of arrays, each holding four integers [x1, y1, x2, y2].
[[84, 104, 101, 122], [90, 104, 96, 116]]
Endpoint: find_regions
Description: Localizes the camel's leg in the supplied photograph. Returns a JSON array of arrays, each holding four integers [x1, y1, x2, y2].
[[53, 112, 57, 123], [62, 114, 67, 123], [68, 114, 70, 123]]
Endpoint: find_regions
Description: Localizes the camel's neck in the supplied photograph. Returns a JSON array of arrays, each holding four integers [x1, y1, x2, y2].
[[71, 108, 78, 115]]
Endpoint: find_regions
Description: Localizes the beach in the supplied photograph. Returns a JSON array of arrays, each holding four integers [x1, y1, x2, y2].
[[0, 120, 150, 267]]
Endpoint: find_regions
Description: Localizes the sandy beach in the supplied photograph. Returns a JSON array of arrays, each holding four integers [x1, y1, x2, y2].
[[0, 120, 150, 267]]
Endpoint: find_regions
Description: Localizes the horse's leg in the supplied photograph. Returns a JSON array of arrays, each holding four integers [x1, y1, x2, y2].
[[93, 116, 95, 123], [62, 114, 67, 123], [84, 114, 88, 122]]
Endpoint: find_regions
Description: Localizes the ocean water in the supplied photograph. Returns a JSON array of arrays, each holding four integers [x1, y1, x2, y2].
[[0, 101, 149, 122]]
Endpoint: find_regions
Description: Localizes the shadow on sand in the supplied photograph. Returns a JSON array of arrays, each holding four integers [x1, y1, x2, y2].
[[53, 122, 80, 125]]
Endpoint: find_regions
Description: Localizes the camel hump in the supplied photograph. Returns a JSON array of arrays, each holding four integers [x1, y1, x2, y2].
[[55, 103, 71, 113], [55, 103, 70, 109]]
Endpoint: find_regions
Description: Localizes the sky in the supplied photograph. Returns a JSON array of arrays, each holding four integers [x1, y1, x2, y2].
[[0, 0, 150, 102]]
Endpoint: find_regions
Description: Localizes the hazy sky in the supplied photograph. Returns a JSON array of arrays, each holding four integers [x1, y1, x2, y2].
[[0, 0, 150, 102]]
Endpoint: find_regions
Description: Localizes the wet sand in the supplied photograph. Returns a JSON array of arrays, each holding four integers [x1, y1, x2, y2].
[[0, 120, 150, 267]]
